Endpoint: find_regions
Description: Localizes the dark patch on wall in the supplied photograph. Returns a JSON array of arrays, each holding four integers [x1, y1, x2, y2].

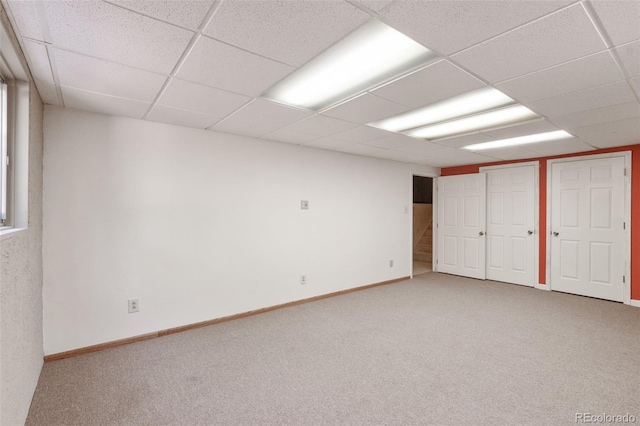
[[413, 176, 432, 204]]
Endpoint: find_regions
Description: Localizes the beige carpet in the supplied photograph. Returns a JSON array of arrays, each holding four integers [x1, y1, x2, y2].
[[27, 273, 640, 425]]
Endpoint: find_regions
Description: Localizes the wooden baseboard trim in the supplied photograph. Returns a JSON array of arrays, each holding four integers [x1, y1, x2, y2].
[[44, 276, 410, 362]]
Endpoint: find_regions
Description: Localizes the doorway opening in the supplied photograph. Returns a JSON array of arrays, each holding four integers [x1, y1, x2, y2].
[[413, 176, 433, 276]]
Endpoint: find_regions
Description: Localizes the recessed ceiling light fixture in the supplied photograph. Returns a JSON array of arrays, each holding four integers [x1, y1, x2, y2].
[[462, 130, 574, 151], [405, 105, 539, 140], [261, 20, 436, 111], [369, 87, 515, 133]]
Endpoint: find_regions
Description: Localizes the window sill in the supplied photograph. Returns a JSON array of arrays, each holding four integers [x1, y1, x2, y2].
[[0, 226, 26, 239]]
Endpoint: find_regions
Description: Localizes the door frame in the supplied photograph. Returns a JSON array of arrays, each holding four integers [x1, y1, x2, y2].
[[546, 151, 632, 305], [480, 161, 540, 289], [410, 170, 438, 278]]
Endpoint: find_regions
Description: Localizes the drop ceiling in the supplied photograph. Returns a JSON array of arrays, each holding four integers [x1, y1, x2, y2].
[[3, 0, 639, 167]]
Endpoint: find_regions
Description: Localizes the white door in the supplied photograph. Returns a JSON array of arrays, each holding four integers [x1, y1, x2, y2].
[[485, 165, 536, 287], [550, 156, 625, 302], [437, 173, 486, 279]]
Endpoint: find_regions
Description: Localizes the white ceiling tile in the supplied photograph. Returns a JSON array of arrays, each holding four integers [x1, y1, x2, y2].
[[331, 126, 394, 143], [261, 128, 319, 145], [44, 0, 193, 74], [452, 4, 606, 83], [480, 120, 560, 139], [334, 143, 393, 159], [496, 51, 625, 103], [6, 0, 47, 41], [302, 137, 359, 151], [395, 139, 458, 154], [372, 61, 485, 108], [479, 147, 537, 161], [53, 49, 167, 102], [552, 101, 640, 130], [321, 93, 409, 124], [106, 0, 214, 30], [177, 36, 294, 97], [351, 0, 395, 12], [570, 117, 640, 142], [590, 0, 640, 46], [363, 133, 421, 150], [381, 0, 573, 55], [529, 81, 637, 118], [61, 86, 150, 119], [213, 99, 312, 138], [285, 115, 359, 137], [417, 148, 498, 168], [431, 133, 495, 149], [33, 78, 60, 105], [380, 150, 434, 164], [615, 40, 640, 78], [158, 78, 251, 119], [579, 132, 640, 149], [524, 138, 595, 156], [146, 105, 219, 129], [24, 40, 53, 82], [203, 0, 369, 66]]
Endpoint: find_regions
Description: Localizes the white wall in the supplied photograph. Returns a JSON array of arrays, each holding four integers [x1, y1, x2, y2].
[[43, 106, 438, 355], [0, 81, 44, 424]]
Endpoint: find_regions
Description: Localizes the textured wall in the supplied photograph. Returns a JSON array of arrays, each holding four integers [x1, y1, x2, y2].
[[0, 5, 45, 425]]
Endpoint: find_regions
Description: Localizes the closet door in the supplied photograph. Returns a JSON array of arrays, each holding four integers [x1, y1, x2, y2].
[[485, 165, 536, 287], [437, 173, 486, 279], [550, 156, 625, 302]]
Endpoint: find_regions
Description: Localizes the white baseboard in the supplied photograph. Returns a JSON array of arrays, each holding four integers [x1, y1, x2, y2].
[[629, 300, 640, 308]]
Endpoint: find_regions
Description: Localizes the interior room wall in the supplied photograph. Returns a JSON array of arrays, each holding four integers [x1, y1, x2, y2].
[[440, 144, 640, 300], [42, 106, 438, 355]]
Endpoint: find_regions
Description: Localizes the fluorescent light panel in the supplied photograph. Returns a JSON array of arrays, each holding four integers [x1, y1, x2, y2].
[[262, 20, 436, 111], [462, 130, 574, 151], [405, 105, 539, 140], [369, 87, 515, 133]]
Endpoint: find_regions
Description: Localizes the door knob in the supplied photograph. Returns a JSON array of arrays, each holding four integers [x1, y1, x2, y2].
[[479, 231, 485, 236], [553, 231, 559, 237], [528, 230, 533, 235]]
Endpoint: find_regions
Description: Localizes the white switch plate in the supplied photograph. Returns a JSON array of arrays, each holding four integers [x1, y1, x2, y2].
[[301, 200, 309, 210]]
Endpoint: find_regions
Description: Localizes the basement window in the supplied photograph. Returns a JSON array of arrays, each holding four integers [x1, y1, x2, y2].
[[0, 79, 6, 226], [0, 17, 31, 235]]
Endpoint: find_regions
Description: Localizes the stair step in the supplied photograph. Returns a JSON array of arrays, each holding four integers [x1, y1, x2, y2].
[[414, 252, 432, 262], [415, 243, 432, 252]]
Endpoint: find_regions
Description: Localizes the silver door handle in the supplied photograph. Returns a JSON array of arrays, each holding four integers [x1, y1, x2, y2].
[[528, 230, 533, 235], [479, 231, 485, 236], [553, 231, 559, 237]]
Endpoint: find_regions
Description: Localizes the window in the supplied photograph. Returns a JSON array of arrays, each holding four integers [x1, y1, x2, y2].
[[1, 79, 7, 225], [0, 17, 31, 233]]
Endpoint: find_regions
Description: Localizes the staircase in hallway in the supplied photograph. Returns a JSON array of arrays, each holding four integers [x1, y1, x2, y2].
[[413, 204, 433, 269]]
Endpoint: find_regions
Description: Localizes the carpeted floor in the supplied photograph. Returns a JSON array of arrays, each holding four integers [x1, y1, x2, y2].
[[27, 273, 640, 425]]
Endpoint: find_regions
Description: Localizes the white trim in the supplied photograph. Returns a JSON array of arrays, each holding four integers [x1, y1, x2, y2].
[[630, 300, 640, 308], [535, 282, 550, 290], [431, 176, 438, 272], [480, 161, 540, 288], [546, 151, 632, 305]]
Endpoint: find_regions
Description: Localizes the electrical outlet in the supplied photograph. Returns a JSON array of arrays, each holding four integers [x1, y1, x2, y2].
[[128, 299, 139, 313], [300, 275, 307, 285], [389, 260, 394, 267], [404, 205, 408, 214], [301, 200, 309, 210]]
